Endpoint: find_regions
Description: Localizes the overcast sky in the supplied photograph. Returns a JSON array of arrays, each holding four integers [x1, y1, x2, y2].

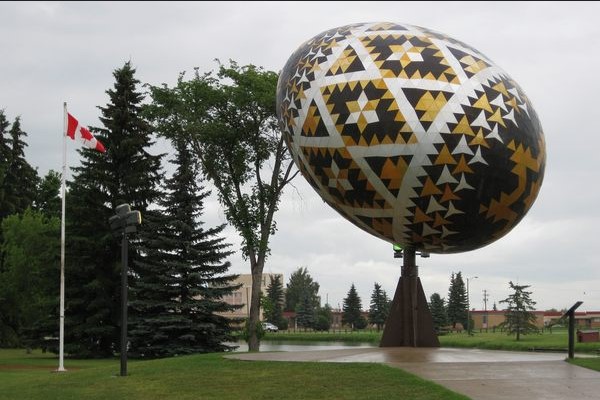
[[1, 1, 599, 313]]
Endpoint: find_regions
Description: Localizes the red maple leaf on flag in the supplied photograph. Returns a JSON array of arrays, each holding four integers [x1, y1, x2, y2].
[[66, 113, 106, 153]]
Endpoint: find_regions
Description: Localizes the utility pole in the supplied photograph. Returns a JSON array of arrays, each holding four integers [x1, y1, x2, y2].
[[466, 276, 478, 335], [483, 289, 489, 332], [483, 289, 489, 311]]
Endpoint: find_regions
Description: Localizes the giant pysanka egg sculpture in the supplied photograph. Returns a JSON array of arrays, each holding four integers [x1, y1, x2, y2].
[[276, 22, 545, 253]]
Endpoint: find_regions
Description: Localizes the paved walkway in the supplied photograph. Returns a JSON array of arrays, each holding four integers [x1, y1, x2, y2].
[[227, 347, 600, 399]]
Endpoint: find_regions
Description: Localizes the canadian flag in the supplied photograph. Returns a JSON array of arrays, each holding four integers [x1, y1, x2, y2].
[[66, 113, 106, 153]]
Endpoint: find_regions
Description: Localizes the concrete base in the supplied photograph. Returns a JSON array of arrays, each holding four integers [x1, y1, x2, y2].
[[380, 276, 440, 347]]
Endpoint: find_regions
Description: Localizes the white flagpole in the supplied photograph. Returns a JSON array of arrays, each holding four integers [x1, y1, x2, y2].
[[58, 102, 67, 372]]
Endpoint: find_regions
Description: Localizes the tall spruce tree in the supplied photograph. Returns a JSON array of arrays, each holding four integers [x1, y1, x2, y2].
[[1, 116, 39, 219], [34, 170, 61, 219], [499, 281, 538, 341], [368, 282, 389, 331], [0, 110, 11, 214], [264, 274, 284, 327], [447, 272, 468, 329], [129, 139, 240, 358], [295, 293, 315, 329], [429, 293, 448, 332], [0, 110, 11, 276], [65, 62, 164, 357], [342, 284, 363, 329]]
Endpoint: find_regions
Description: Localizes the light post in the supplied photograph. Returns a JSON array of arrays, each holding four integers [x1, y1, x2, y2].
[[466, 276, 478, 335], [109, 204, 142, 377]]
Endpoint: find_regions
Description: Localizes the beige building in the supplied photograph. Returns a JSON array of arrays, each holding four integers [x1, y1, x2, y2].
[[220, 273, 284, 321], [470, 310, 600, 330]]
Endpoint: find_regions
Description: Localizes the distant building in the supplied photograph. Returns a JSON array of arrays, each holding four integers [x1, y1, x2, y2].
[[220, 273, 284, 321], [470, 310, 600, 330]]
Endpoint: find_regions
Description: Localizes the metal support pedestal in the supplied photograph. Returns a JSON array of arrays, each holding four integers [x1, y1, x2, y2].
[[380, 247, 440, 347]]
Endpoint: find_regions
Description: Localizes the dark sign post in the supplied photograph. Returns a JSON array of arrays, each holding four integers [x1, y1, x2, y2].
[[109, 204, 142, 377], [562, 301, 583, 359]]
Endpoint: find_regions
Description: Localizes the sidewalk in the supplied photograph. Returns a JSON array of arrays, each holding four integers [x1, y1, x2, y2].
[[227, 347, 600, 399]]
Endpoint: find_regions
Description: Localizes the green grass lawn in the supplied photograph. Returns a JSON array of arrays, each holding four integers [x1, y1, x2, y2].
[[569, 357, 600, 372], [439, 329, 600, 354], [0, 349, 468, 400]]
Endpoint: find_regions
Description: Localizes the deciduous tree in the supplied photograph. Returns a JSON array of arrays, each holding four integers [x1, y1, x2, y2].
[[147, 61, 298, 351], [0, 210, 59, 347]]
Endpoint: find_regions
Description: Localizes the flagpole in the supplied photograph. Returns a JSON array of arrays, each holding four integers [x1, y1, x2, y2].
[[58, 102, 67, 372]]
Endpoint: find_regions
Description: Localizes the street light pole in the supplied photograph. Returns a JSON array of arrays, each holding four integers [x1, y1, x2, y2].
[[467, 276, 478, 335], [108, 204, 142, 377], [120, 230, 128, 377]]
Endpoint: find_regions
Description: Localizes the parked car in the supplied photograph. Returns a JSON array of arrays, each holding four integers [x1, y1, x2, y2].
[[262, 322, 279, 332]]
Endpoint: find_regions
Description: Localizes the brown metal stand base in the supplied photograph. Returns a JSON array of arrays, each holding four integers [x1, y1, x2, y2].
[[380, 247, 440, 347]]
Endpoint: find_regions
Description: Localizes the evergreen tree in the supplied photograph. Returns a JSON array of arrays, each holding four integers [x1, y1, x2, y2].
[[1, 116, 39, 219], [0, 110, 11, 277], [0, 110, 11, 213], [493, 302, 498, 311], [285, 267, 320, 312], [129, 139, 240, 358], [499, 281, 538, 341], [342, 283, 363, 329], [447, 272, 468, 329], [65, 62, 164, 357], [368, 282, 389, 331], [264, 274, 284, 327], [34, 170, 61, 219], [295, 292, 315, 329], [429, 293, 448, 332]]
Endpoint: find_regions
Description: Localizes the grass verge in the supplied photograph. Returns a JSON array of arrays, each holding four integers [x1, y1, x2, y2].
[[568, 357, 600, 372], [0, 349, 468, 400]]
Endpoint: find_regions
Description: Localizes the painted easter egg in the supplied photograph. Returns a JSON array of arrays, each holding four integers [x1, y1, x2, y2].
[[276, 22, 545, 253]]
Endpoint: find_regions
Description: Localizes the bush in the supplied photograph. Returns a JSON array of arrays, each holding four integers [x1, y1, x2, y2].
[[354, 316, 368, 330], [313, 315, 331, 331], [277, 318, 289, 331], [241, 319, 265, 343]]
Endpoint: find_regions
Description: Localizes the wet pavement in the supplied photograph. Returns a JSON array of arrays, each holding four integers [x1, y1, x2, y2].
[[227, 347, 600, 399]]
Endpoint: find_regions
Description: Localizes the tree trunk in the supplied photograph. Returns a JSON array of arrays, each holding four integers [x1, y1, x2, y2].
[[247, 263, 264, 352]]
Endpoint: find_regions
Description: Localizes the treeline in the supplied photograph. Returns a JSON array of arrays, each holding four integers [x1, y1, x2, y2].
[[0, 62, 253, 358], [262, 267, 392, 332]]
